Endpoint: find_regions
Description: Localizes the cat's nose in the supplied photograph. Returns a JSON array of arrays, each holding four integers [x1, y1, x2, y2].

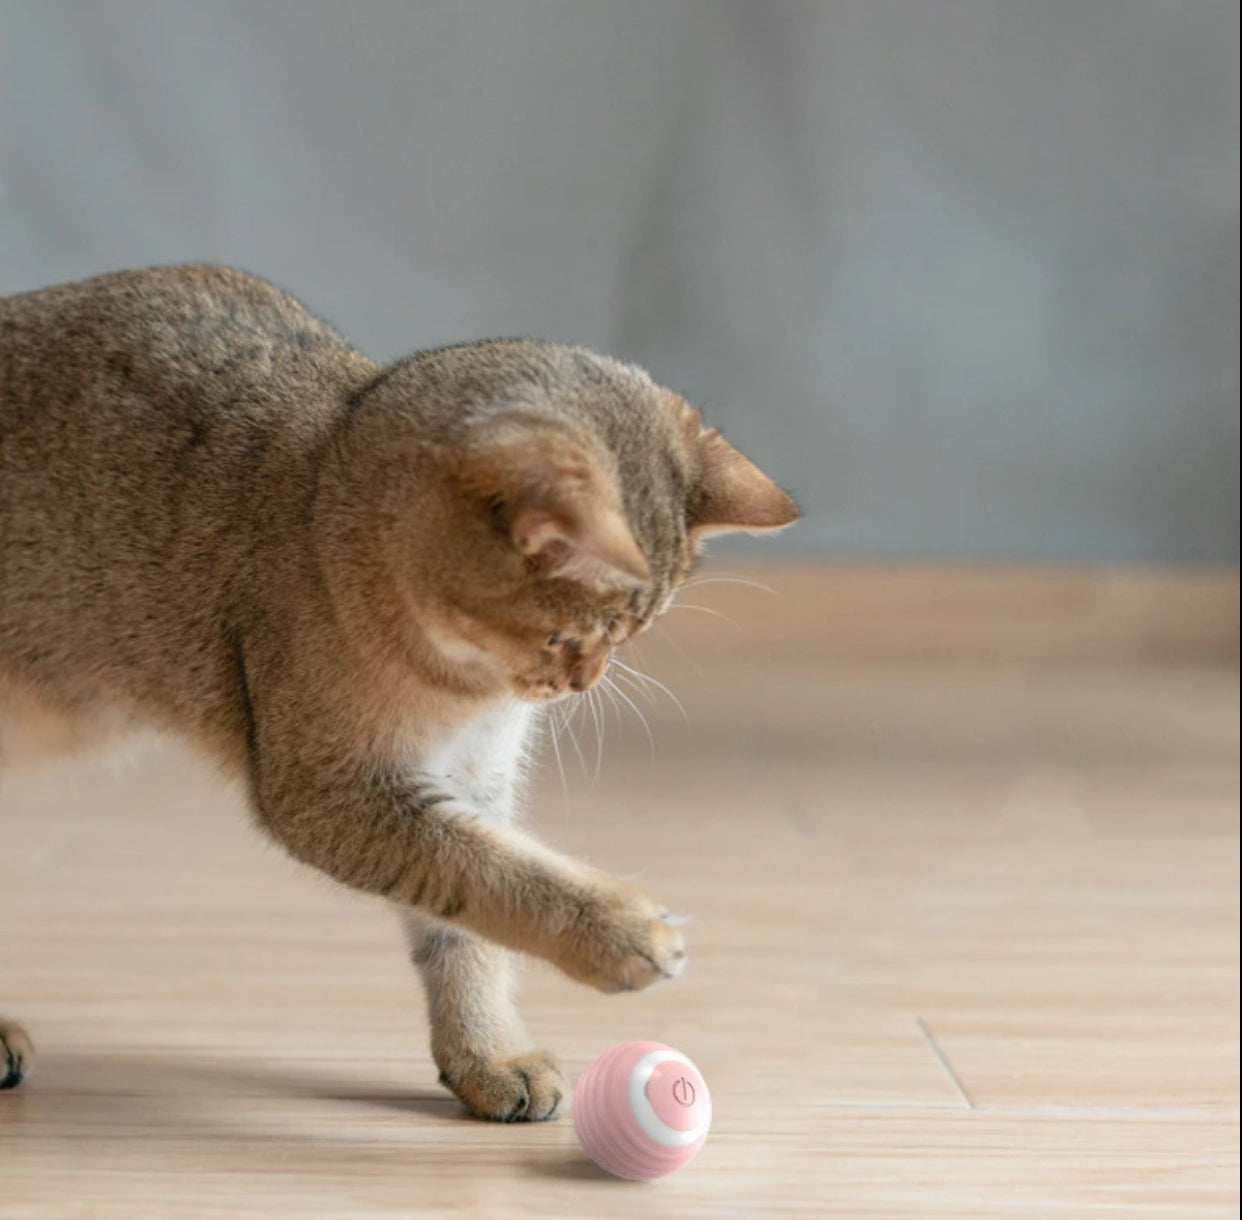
[[568, 649, 610, 694]]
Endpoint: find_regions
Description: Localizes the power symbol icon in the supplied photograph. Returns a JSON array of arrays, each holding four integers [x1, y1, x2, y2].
[[671, 1076, 696, 1107]]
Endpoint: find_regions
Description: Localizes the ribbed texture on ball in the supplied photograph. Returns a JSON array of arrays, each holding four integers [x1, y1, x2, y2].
[[573, 1042, 710, 1181]]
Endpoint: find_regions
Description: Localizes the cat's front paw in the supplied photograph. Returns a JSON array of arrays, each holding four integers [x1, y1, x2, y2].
[[438, 1050, 566, 1122], [558, 879, 687, 994]]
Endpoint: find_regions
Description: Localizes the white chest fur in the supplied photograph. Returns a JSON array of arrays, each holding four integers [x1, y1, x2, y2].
[[414, 699, 535, 824]]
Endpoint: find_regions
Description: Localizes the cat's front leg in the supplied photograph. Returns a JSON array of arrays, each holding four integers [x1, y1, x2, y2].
[[540, 868, 688, 992], [394, 708, 568, 1120], [401, 913, 565, 1122], [252, 745, 686, 991], [240, 649, 686, 997]]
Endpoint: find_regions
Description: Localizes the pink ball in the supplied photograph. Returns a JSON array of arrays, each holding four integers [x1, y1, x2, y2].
[[573, 1042, 712, 1181]]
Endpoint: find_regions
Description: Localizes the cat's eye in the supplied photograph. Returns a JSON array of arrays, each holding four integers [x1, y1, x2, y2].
[[547, 633, 563, 647]]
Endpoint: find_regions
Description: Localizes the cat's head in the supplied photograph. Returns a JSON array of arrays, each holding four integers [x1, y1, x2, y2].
[[343, 341, 799, 702]]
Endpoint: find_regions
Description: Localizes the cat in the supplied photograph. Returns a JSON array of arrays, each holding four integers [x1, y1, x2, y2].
[[0, 265, 798, 1119]]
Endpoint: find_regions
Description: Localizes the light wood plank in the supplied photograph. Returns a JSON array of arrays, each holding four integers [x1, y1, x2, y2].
[[2, 564, 1238, 1217]]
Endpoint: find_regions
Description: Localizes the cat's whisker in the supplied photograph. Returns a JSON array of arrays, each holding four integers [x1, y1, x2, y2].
[[602, 674, 656, 761], [650, 622, 705, 675], [548, 699, 571, 748], [560, 695, 589, 778], [612, 658, 688, 723], [608, 662, 658, 706], [611, 669, 666, 731], [610, 670, 656, 712], [596, 675, 624, 731], [610, 655, 655, 691], [586, 687, 605, 782], [682, 574, 779, 597], [542, 705, 570, 822], [666, 601, 738, 626]]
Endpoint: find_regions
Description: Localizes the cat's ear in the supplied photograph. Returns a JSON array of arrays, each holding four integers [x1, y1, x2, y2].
[[451, 418, 650, 584], [685, 414, 801, 538]]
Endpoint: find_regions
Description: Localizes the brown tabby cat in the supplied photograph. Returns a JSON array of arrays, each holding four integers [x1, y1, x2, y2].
[[0, 266, 797, 1119]]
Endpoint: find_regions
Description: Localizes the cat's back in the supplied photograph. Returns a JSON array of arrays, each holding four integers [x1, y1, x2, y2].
[[0, 263, 378, 522], [0, 264, 369, 423], [0, 267, 378, 715]]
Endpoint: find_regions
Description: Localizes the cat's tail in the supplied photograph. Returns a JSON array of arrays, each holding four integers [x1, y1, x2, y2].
[[0, 1017, 33, 1088]]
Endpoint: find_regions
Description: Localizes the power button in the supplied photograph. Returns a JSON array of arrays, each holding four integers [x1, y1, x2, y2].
[[644, 1059, 708, 1132]]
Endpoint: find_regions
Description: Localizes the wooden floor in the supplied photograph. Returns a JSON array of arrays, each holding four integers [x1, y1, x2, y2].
[[2, 566, 1238, 1218]]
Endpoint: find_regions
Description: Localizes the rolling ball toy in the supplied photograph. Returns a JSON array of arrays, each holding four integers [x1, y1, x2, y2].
[[573, 1042, 712, 1181]]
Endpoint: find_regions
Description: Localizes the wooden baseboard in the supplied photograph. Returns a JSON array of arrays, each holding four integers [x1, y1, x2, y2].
[[649, 563, 1240, 665]]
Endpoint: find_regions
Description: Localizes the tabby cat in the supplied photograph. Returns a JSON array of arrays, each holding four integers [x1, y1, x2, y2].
[[0, 266, 797, 1120]]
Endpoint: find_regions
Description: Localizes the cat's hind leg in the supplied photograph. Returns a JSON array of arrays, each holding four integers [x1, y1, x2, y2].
[[0, 1018, 33, 1089], [401, 912, 565, 1122]]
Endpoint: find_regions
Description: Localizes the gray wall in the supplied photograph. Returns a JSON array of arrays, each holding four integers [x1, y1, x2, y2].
[[1, 1, 1237, 563]]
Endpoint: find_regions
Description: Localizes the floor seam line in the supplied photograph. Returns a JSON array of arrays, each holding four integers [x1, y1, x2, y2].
[[916, 1016, 975, 1111]]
